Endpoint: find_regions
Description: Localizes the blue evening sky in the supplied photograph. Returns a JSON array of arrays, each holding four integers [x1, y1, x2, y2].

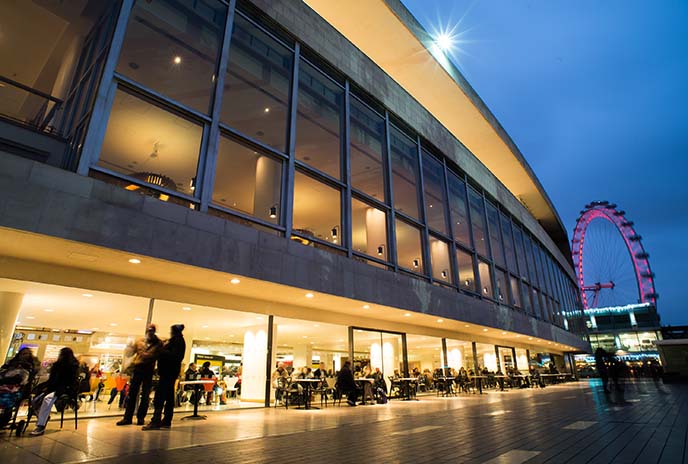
[[401, 0, 688, 326]]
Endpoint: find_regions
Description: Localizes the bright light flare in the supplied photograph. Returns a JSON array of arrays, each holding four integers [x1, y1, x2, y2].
[[435, 32, 455, 52]]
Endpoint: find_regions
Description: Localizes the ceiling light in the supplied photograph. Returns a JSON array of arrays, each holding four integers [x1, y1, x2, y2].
[[134, 317, 143, 321], [302, 335, 308, 338], [313, 324, 319, 327], [437, 319, 443, 323], [362, 304, 370, 309], [82, 293, 93, 298], [305, 293, 314, 298], [202, 325, 209, 328], [269, 205, 277, 219], [483, 328, 488, 332], [182, 306, 192, 311], [110, 323, 118, 327], [528, 337, 533, 340], [44, 309, 55, 312], [256, 316, 264, 320], [464, 324, 470, 328], [26, 316, 35, 320], [501, 332, 507, 335], [230, 278, 240, 284], [404, 313, 411, 317], [173, 56, 182, 64], [516, 335, 521, 338], [264, 107, 270, 113], [128, 258, 141, 264]]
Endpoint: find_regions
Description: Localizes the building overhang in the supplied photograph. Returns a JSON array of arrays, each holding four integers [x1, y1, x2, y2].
[[303, 0, 571, 254]]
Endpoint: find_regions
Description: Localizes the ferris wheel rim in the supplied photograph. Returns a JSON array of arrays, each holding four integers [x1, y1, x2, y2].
[[571, 201, 657, 310]]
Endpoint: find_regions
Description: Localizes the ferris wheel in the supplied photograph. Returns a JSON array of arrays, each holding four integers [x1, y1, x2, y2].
[[571, 201, 658, 309]]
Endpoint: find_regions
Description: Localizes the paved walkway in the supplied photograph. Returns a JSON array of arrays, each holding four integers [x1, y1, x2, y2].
[[1, 380, 686, 464]]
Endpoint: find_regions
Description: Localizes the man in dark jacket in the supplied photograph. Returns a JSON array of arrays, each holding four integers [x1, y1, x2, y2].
[[143, 324, 186, 430], [336, 361, 360, 406], [117, 324, 162, 426]]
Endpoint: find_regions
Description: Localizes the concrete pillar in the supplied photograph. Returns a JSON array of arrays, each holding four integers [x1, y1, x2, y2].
[[0, 292, 24, 363], [293, 343, 312, 370], [242, 325, 270, 402], [254, 156, 280, 221]]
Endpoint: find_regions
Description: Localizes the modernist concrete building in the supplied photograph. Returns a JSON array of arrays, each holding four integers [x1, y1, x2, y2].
[[0, 0, 588, 410]]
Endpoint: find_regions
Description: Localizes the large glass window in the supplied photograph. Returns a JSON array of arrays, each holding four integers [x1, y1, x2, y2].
[[513, 225, 528, 281], [495, 269, 508, 304], [212, 136, 282, 223], [295, 59, 343, 179], [395, 219, 424, 273], [429, 236, 451, 283], [456, 249, 475, 292], [468, 187, 489, 257], [221, 14, 293, 152], [98, 89, 203, 196], [292, 171, 341, 245], [116, 0, 226, 114], [523, 234, 537, 284], [522, 283, 533, 314], [478, 260, 493, 299], [422, 152, 448, 234], [390, 126, 420, 219], [350, 98, 386, 201], [447, 173, 471, 247], [500, 213, 518, 273], [486, 202, 505, 268], [352, 198, 388, 260], [510, 276, 522, 308]]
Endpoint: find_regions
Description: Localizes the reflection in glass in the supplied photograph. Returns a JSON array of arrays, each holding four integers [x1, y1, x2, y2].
[[495, 269, 508, 303], [447, 173, 471, 247], [390, 126, 420, 218], [292, 171, 341, 245], [532, 288, 541, 318], [478, 260, 493, 298], [522, 283, 533, 314], [456, 249, 475, 292], [500, 213, 518, 273], [352, 198, 388, 260], [395, 219, 423, 273], [222, 14, 293, 152], [350, 98, 385, 200], [116, 0, 226, 114], [422, 152, 448, 234], [513, 225, 528, 281], [296, 59, 343, 179], [510, 276, 522, 308], [468, 187, 489, 257], [523, 234, 538, 284], [429, 236, 451, 283], [98, 89, 202, 196], [486, 202, 504, 268], [212, 136, 282, 223], [353, 329, 404, 391]]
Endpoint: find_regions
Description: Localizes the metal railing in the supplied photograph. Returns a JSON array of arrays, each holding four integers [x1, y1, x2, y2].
[[0, 75, 63, 136]]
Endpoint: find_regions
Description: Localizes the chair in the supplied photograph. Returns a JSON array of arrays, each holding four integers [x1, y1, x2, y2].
[[201, 377, 217, 405], [225, 376, 239, 400], [312, 378, 329, 407], [59, 375, 83, 430]]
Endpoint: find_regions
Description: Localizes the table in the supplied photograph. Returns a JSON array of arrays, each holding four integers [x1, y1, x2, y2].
[[179, 380, 216, 420], [435, 376, 455, 396], [355, 378, 376, 405], [397, 378, 419, 401], [294, 378, 322, 409], [494, 374, 509, 391], [471, 375, 487, 394]]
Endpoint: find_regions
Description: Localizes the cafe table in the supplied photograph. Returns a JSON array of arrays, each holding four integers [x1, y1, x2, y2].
[[354, 378, 376, 405], [179, 380, 216, 420], [471, 375, 487, 394], [397, 378, 419, 401], [294, 378, 322, 409]]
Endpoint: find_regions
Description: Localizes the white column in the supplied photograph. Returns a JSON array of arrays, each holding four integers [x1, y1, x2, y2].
[[242, 325, 270, 402], [0, 292, 23, 363], [293, 343, 312, 370], [365, 208, 386, 257]]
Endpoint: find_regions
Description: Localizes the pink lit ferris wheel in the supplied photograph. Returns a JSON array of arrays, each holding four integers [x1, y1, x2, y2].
[[572, 201, 658, 309]]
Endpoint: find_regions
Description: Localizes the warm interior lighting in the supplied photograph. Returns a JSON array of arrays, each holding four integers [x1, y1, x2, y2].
[[82, 293, 93, 298], [269, 205, 278, 219], [128, 258, 141, 264], [173, 56, 182, 64], [230, 278, 241, 284], [182, 306, 192, 311], [264, 107, 270, 113], [305, 293, 314, 298], [125, 184, 140, 191], [441, 269, 448, 279], [412, 258, 420, 269], [44, 309, 55, 312], [437, 319, 443, 323], [404, 313, 411, 317], [362, 304, 370, 309]]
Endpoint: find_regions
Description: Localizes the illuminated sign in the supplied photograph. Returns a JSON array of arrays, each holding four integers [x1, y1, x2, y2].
[[582, 302, 653, 316]]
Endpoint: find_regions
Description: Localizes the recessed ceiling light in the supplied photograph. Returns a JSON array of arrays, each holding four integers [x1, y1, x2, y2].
[[501, 332, 507, 335], [302, 335, 308, 338], [437, 319, 443, 323], [230, 278, 240, 284], [464, 325, 470, 328], [313, 324, 319, 327], [264, 107, 270, 113], [82, 293, 93, 298], [305, 293, 314, 298], [202, 325, 209, 328], [134, 317, 143, 321], [26, 316, 35, 320], [516, 335, 521, 338], [256, 316, 263, 320], [362, 304, 370, 309], [483, 328, 488, 332], [528, 337, 533, 340], [173, 56, 181, 64], [110, 323, 118, 327], [182, 306, 192, 311], [404, 313, 411, 317], [128, 258, 141, 264], [44, 309, 55, 312]]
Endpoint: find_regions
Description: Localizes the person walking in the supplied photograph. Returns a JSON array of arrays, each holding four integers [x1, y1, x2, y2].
[[117, 324, 162, 426], [31, 347, 79, 436], [594, 348, 610, 393], [143, 324, 186, 430]]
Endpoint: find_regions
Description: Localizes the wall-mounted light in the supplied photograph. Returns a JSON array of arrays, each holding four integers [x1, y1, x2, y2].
[[464, 279, 470, 287], [269, 204, 278, 219], [331, 226, 339, 243], [190, 177, 196, 192], [412, 258, 420, 269], [441, 269, 448, 279], [377, 244, 385, 256]]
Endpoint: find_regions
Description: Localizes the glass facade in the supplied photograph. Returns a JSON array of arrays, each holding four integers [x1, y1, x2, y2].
[[74, 2, 583, 334]]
